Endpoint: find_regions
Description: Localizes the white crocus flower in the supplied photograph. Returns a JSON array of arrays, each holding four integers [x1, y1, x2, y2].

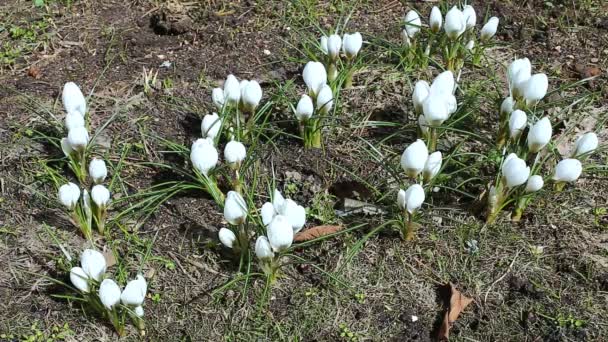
[[261, 202, 276, 226], [89, 158, 107, 184], [527, 117, 552, 153], [418, 115, 429, 137], [212, 88, 225, 110], [412, 80, 430, 114], [224, 140, 246, 167], [501, 154, 530, 188], [403, 184, 425, 214], [70, 267, 90, 293], [430, 71, 455, 96], [553, 159, 582, 182], [404, 10, 422, 38], [99, 279, 122, 310], [135, 306, 144, 317], [190, 138, 218, 176], [241, 80, 263, 112], [223, 74, 241, 106], [62, 82, 87, 117], [272, 189, 285, 212], [218, 228, 237, 248], [422, 93, 449, 126], [572, 132, 598, 158], [316, 84, 334, 115], [523, 73, 549, 105], [480, 17, 499, 41], [508, 110, 527, 139], [342, 32, 363, 59], [91, 184, 110, 208], [65, 112, 85, 131], [429, 6, 443, 33], [320, 35, 328, 55], [508, 58, 531, 98], [280, 199, 306, 233], [58, 182, 80, 210], [444, 6, 466, 40], [295, 95, 314, 121], [423, 151, 442, 181], [80, 249, 107, 282], [255, 236, 275, 260], [397, 189, 407, 211], [327, 34, 342, 61], [201, 113, 221, 139], [525, 175, 544, 193], [302, 61, 327, 97], [224, 191, 248, 225], [462, 5, 476, 29], [267, 215, 293, 252], [120, 275, 147, 306], [500, 96, 515, 118], [67, 126, 89, 152], [400, 139, 429, 178]]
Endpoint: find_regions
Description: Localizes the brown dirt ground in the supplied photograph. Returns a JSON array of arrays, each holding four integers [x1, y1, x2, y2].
[[1, 0, 607, 341]]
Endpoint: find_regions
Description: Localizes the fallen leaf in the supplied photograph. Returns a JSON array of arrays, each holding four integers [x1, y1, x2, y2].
[[102, 250, 117, 268], [27, 66, 41, 79], [438, 283, 473, 341], [294, 225, 343, 242]]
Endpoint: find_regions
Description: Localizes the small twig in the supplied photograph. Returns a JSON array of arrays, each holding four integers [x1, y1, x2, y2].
[[484, 249, 521, 303]]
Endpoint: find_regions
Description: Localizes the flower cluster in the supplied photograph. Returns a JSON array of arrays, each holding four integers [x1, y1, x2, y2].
[[69, 249, 147, 336], [319, 32, 363, 86]]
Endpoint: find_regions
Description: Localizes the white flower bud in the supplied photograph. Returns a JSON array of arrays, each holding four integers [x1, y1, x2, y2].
[[572, 132, 598, 158], [422, 93, 449, 126], [403, 184, 425, 214], [553, 158, 582, 182], [120, 275, 147, 306], [261, 202, 275, 226], [295, 95, 314, 121], [65, 112, 85, 131], [67, 126, 89, 152], [508, 110, 527, 139], [201, 113, 221, 139], [400, 139, 429, 178], [320, 36, 328, 55], [430, 71, 455, 96], [500, 96, 515, 118], [527, 117, 552, 153], [224, 140, 246, 166], [404, 10, 422, 38], [267, 215, 293, 252], [223, 74, 241, 106], [423, 151, 442, 181], [224, 191, 248, 225], [80, 249, 106, 282], [303, 62, 327, 97], [525, 175, 544, 193], [58, 182, 80, 210], [316, 84, 333, 115], [272, 189, 285, 213], [241, 80, 263, 112], [135, 306, 144, 317], [255, 236, 274, 260], [62, 82, 87, 117], [190, 138, 218, 175], [444, 6, 466, 40], [418, 115, 429, 136], [279, 199, 306, 233], [523, 73, 549, 105], [462, 5, 476, 29], [70, 267, 90, 293], [429, 6, 443, 33], [501, 154, 530, 188], [397, 189, 407, 210], [412, 80, 430, 114], [480, 17, 499, 41], [99, 279, 121, 310], [342, 32, 363, 59], [89, 158, 107, 184], [91, 184, 110, 207], [218, 228, 237, 248], [212, 88, 225, 110], [327, 34, 342, 61]]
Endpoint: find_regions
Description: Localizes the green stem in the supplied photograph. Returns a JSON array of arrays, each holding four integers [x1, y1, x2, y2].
[[511, 196, 528, 222], [428, 127, 438, 152]]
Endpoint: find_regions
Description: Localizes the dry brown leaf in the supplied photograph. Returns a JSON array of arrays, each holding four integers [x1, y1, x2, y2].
[[102, 250, 117, 268], [438, 283, 473, 341], [27, 66, 41, 79], [294, 225, 343, 242]]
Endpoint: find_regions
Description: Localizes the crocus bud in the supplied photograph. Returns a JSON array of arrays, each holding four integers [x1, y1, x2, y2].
[[429, 6, 443, 33], [239, 79, 250, 92], [418, 115, 429, 137], [525, 175, 544, 193], [224, 140, 246, 166], [508, 58, 531, 98], [120, 275, 147, 306], [423, 151, 442, 182], [280, 199, 306, 233], [58, 182, 80, 210], [480, 17, 499, 41], [316, 84, 333, 115], [303, 62, 327, 97], [223, 74, 241, 106], [224, 191, 248, 225], [70, 267, 90, 293], [218, 228, 237, 248], [500, 97, 515, 118], [80, 249, 107, 282], [61, 138, 73, 157], [502, 154, 530, 188], [320, 35, 328, 55], [201, 113, 221, 139], [212, 88, 225, 109], [523, 73, 548, 105], [572, 132, 598, 158], [397, 189, 407, 210], [527, 117, 552, 153], [553, 158, 582, 182], [403, 184, 425, 214], [62, 82, 87, 117], [135, 306, 144, 317], [401, 29, 411, 47], [261, 202, 275, 226], [342, 32, 363, 59], [462, 5, 476, 29], [404, 10, 422, 38], [190, 138, 218, 175], [255, 236, 274, 260], [65, 112, 85, 131], [444, 6, 466, 40], [99, 279, 121, 310], [400, 139, 429, 178], [465, 40, 475, 51], [295, 95, 314, 121], [327, 34, 342, 61], [430, 71, 455, 95], [67, 126, 89, 152], [267, 215, 293, 252], [241, 80, 263, 112], [272, 189, 285, 212], [508, 110, 527, 139], [91, 184, 110, 208], [422, 94, 449, 126], [89, 158, 107, 184], [412, 80, 430, 114]]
